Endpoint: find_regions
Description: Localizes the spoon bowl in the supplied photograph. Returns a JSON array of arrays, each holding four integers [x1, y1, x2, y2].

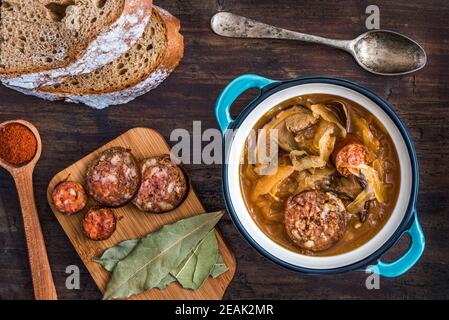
[[0, 119, 42, 172], [0, 120, 57, 300], [351, 30, 427, 76]]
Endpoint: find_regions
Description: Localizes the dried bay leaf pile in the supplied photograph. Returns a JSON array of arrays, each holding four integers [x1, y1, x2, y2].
[[93, 211, 229, 300]]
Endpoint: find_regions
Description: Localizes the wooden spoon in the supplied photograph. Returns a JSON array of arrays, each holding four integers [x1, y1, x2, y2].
[[0, 120, 57, 300]]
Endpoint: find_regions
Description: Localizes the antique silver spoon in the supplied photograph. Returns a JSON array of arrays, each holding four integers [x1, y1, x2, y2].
[[211, 12, 427, 76]]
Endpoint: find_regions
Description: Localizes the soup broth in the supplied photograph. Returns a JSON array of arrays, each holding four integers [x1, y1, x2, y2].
[[240, 94, 400, 256]]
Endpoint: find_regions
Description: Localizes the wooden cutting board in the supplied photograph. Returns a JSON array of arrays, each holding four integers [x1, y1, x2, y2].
[[47, 128, 236, 300]]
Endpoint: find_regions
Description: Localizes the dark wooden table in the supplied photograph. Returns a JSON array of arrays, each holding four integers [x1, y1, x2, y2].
[[1, 0, 448, 300]]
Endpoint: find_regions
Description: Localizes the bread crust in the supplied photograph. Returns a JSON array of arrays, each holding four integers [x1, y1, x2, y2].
[[0, 0, 153, 89], [2, 6, 184, 109]]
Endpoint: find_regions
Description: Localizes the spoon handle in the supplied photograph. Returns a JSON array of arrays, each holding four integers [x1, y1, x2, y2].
[[14, 170, 57, 300], [211, 12, 351, 51]]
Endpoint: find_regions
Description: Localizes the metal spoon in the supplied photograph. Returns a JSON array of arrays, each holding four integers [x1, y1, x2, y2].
[[0, 120, 57, 300], [211, 12, 427, 76]]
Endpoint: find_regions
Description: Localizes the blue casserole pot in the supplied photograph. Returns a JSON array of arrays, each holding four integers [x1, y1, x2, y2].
[[215, 74, 425, 277]]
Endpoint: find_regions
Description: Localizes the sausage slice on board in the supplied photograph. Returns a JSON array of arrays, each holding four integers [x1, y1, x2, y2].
[[82, 207, 117, 241], [133, 155, 188, 213], [85, 147, 140, 207], [52, 181, 87, 215]]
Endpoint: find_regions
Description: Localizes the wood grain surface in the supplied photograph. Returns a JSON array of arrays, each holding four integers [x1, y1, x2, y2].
[[0, 0, 448, 299], [46, 128, 235, 300]]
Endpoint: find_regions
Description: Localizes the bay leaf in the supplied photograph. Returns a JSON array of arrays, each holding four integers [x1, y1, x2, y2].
[[92, 239, 139, 272], [171, 230, 218, 290], [210, 255, 228, 278], [155, 274, 176, 290], [102, 211, 224, 300], [94, 237, 229, 285]]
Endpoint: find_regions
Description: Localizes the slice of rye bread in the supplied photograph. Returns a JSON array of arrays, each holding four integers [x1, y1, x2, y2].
[[0, 0, 153, 89], [6, 6, 184, 109]]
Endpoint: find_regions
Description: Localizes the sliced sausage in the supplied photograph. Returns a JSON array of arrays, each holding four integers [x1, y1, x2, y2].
[[52, 181, 87, 215], [332, 135, 372, 177], [285, 190, 348, 252], [86, 147, 140, 207], [81, 207, 116, 241], [133, 155, 188, 213]]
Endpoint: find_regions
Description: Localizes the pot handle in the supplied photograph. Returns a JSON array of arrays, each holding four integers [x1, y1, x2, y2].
[[366, 210, 425, 277], [215, 74, 278, 134]]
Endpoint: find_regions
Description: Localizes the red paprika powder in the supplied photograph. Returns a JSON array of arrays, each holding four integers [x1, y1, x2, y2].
[[0, 123, 37, 165]]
